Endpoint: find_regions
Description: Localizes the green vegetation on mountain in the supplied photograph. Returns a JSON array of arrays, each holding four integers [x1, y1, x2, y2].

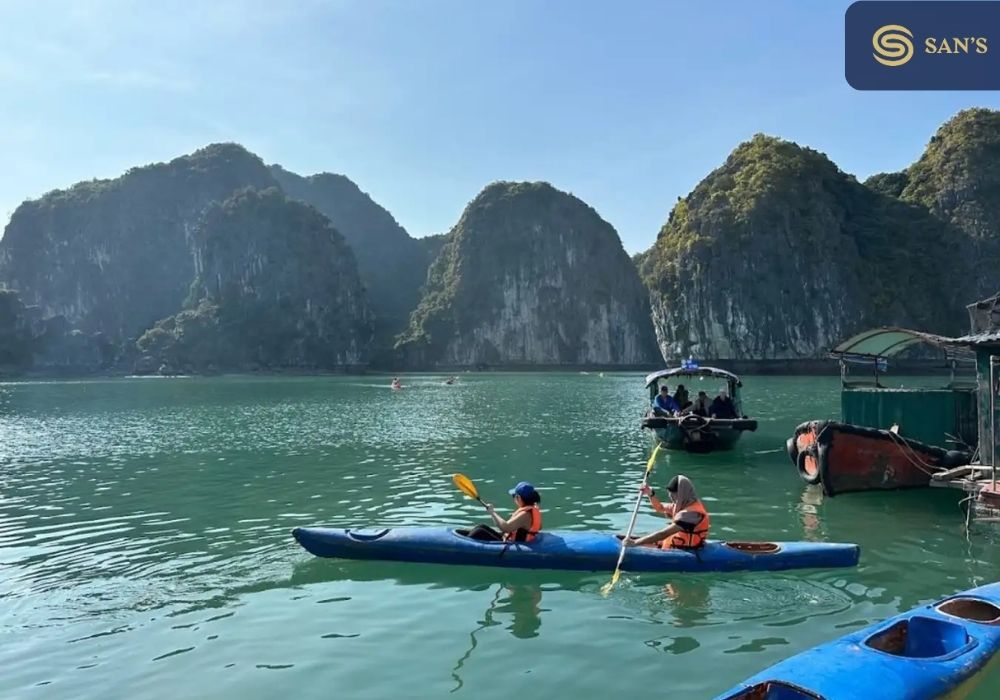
[[0, 143, 278, 342], [269, 165, 432, 355], [899, 108, 1000, 298], [639, 134, 969, 359], [397, 181, 661, 367], [136, 188, 372, 372], [864, 171, 909, 199], [417, 233, 448, 265], [4, 109, 1000, 372]]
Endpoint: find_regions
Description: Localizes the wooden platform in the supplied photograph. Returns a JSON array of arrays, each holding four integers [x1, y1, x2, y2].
[[929, 464, 997, 492]]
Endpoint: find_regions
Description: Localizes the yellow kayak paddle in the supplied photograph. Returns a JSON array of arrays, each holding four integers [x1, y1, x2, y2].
[[453, 473, 488, 509], [601, 441, 663, 596]]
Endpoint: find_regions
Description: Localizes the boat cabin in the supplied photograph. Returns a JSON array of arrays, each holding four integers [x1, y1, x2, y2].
[[644, 364, 746, 417], [829, 327, 978, 450]]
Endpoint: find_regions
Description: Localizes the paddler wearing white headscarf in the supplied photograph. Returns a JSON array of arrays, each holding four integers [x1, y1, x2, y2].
[[627, 474, 711, 550]]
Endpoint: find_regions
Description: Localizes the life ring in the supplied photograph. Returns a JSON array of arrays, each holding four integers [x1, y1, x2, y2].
[[796, 444, 821, 485]]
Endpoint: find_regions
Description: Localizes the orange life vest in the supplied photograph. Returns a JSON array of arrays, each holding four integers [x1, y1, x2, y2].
[[662, 500, 710, 550], [505, 505, 542, 543]]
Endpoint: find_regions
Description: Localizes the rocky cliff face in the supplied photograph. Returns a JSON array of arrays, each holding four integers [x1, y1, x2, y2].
[[396, 182, 662, 367], [136, 189, 372, 372], [0, 144, 278, 343], [638, 135, 968, 360], [0, 290, 36, 368], [898, 108, 1000, 299], [269, 166, 430, 337], [0, 288, 109, 371]]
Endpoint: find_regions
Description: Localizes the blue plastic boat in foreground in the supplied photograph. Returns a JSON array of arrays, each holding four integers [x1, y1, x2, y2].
[[292, 527, 860, 573], [714, 582, 1000, 700]]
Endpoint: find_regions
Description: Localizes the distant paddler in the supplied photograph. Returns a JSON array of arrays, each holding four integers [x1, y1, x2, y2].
[[391, 377, 403, 390], [626, 474, 710, 550], [444, 376, 457, 385]]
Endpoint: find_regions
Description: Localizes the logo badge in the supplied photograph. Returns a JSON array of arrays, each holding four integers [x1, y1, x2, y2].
[[846, 1, 1000, 90], [872, 24, 914, 66]]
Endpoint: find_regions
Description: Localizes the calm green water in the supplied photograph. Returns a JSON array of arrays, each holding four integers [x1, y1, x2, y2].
[[1, 374, 998, 699]]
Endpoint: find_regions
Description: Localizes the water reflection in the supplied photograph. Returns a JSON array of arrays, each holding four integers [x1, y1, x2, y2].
[[798, 486, 824, 540], [497, 583, 544, 639], [450, 581, 545, 692]]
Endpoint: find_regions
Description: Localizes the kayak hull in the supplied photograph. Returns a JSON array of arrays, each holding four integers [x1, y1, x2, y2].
[[292, 527, 860, 573], [714, 582, 1000, 700]]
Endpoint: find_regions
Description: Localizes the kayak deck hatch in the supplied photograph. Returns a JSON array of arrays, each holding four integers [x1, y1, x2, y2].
[[936, 597, 1000, 623]]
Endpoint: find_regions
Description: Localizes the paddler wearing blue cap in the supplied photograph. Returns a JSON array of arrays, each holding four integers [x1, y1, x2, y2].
[[466, 481, 543, 542]]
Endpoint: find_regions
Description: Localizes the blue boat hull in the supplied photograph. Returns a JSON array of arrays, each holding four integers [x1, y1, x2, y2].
[[714, 582, 1000, 700], [292, 527, 859, 573]]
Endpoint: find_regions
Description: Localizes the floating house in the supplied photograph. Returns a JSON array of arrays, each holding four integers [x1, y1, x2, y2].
[[787, 294, 1000, 501], [952, 294, 1000, 471], [935, 294, 1000, 519], [829, 327, 977, 449]]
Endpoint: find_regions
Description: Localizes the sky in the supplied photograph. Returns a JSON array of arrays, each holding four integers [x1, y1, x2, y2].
[[2, 0, 999, 254]]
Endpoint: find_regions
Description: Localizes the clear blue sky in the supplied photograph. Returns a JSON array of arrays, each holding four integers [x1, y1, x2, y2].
[[2, 0, 999, 253]]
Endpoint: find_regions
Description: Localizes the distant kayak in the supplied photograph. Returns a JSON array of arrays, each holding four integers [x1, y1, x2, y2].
[[292, 527, 860, 573], [390, 382, 403, 391], [714, 581, 1000, 700]]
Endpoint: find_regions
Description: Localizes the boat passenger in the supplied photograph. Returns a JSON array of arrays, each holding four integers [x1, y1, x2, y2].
[[710, 389, 737, 419], [627, 474, 710, 550], [467, 482, 542, 542], [690, 391, 711, 416], [652, 385, 680, 416], [674, 384, 691, 411]]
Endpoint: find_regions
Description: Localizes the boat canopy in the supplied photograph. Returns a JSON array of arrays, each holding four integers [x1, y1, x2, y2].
[[644, 366, 742, 388], [830, 327, 974, 360]]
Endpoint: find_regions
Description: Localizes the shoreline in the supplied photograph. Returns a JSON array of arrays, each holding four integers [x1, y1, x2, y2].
[[0, 358, 960, 380]]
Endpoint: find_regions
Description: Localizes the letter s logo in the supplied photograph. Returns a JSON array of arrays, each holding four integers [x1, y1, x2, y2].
[[873, 24, 915, 66]]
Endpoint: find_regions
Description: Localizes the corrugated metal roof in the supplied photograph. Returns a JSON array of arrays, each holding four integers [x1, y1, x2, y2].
[[952, 330, 1000, 347], [830, 327, 966, 358]]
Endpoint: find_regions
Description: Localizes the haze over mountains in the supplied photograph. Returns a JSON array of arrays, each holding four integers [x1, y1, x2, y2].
[[1, 108, 998, 374]]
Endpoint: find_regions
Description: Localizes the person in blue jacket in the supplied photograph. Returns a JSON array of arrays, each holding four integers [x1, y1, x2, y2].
[[652, 385, 680, 415]]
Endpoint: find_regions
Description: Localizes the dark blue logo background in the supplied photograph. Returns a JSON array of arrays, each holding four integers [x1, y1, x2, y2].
[[846, 1, 1000, 90]]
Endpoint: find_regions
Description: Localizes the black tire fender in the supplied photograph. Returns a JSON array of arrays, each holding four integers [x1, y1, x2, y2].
[[786, 436, 799, 466], [796, 445, 822, 485]]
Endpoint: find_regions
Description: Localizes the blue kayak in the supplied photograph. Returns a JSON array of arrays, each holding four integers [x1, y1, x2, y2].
[[292, 527, 860, 573], [714, 582, 1000, 699]]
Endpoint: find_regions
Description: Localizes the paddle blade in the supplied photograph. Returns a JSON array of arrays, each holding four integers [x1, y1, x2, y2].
[[644, 442, 662, 475], [600, 569, 622, 596], [452, 473, 479, 501]]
